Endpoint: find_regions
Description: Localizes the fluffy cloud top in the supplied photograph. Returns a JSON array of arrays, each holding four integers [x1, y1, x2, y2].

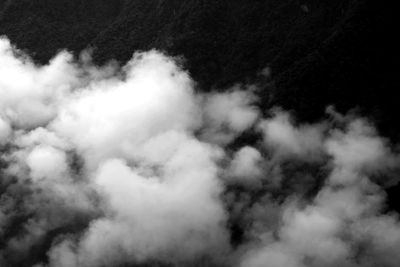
[[0, 37, 399, 267]]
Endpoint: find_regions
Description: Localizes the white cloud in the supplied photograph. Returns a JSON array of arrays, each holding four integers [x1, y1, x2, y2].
[[227, 146, 263, 188], [201, 88, 260, 145], [0, 36, 400, 267], [259, 111, 325, 160]]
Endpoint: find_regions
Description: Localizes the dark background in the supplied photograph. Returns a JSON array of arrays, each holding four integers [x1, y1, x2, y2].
[[0, 0, 398, 205]]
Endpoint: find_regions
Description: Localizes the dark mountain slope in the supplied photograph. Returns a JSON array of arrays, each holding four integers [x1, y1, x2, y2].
[[0, 0, 396, 136], [0, 0, 122, 59], [0, 0, 353, 84], [272, 0, 397, 134]]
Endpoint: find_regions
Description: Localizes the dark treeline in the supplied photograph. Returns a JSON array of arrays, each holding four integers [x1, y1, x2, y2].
[[0, 0, 395, 138]]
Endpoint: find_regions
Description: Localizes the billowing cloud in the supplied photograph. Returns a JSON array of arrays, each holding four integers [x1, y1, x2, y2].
[[0, 36, 400, 267]]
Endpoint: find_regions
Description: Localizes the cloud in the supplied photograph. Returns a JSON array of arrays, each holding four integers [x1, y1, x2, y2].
[[226, 146, 263, 188], [72, 152, 229, 266], [258, 110, 325, 159], [0, 37, 231, 267], [201, 88, 260, 145], [0, 116, 11, 144], [26, 145, 69, 182], [239, 112, 400, 267], [0, 36, 400, 267], [240, 243, 303, 267]]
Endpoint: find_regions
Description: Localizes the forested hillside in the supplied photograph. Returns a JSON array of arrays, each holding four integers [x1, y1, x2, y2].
[[0, 0, 395, 134]]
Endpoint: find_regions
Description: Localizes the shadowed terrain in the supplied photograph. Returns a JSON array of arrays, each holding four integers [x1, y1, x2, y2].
[[0, 0, 395, 135]]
